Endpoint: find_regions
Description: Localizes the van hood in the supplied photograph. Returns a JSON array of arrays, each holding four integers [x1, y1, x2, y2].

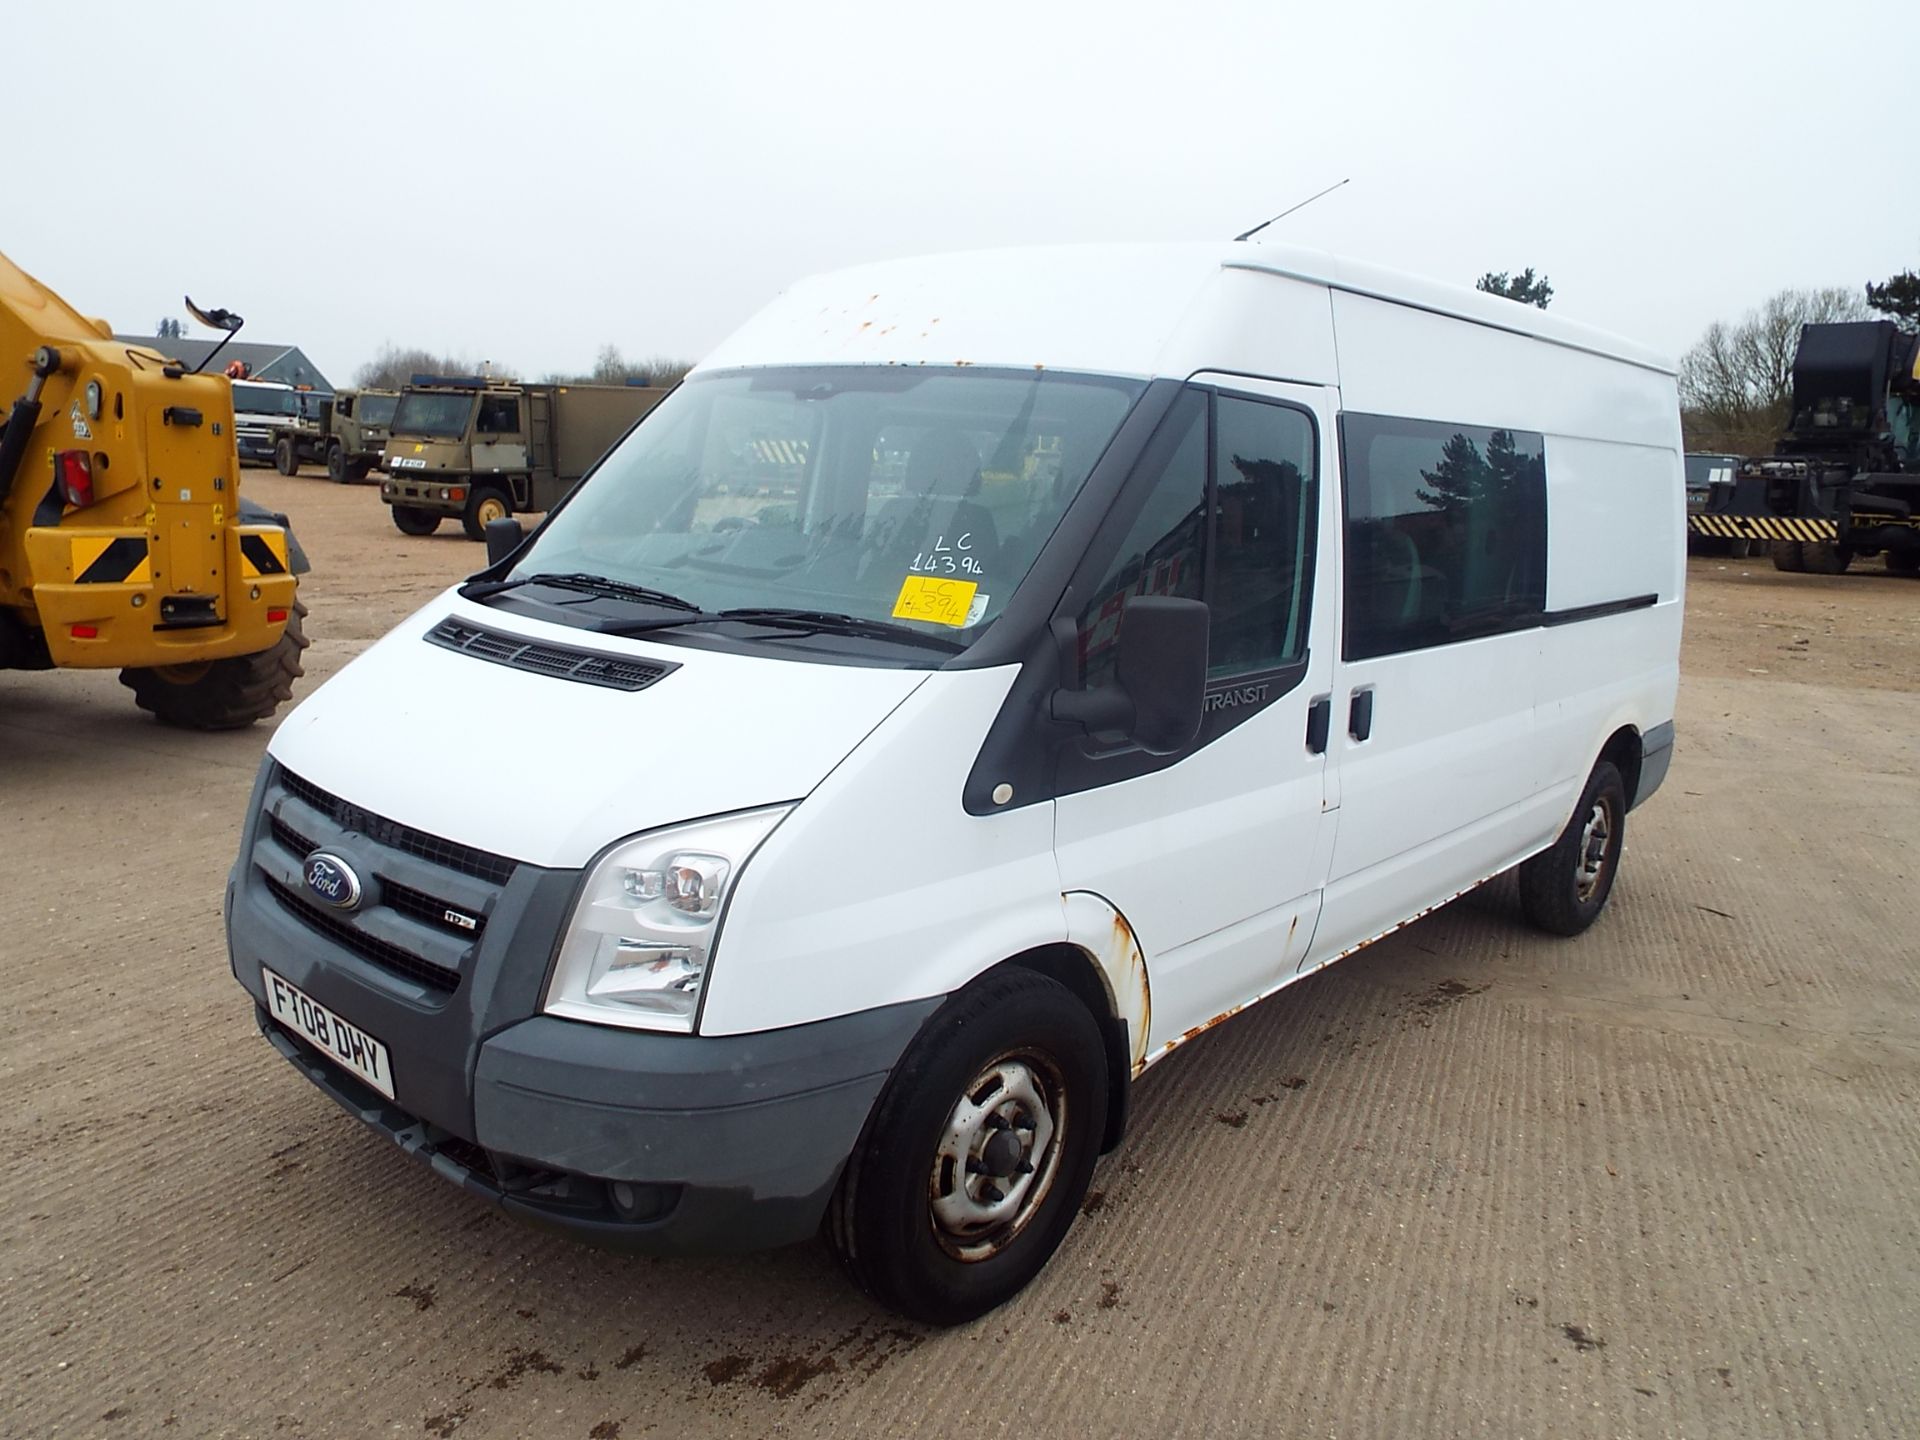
[[266, 592, 929, 870]]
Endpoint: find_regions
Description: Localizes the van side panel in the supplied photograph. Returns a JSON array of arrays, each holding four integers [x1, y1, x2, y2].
[[700, 668, 1067, 1037]]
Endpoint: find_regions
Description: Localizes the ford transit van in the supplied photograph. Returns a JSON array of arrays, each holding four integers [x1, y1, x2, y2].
[[227, 243, 1682, 1324]]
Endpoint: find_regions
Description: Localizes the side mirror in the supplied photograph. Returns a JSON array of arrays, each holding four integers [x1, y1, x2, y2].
[[1052, 596, 1209, 756], [484, 516, 527, 567]]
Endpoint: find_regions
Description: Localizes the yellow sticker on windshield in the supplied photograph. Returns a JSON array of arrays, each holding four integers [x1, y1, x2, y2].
[[892, 575, 979, 628]]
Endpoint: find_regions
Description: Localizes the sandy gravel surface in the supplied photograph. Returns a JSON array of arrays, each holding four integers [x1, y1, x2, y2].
[[3, 474, 1916, 1438]]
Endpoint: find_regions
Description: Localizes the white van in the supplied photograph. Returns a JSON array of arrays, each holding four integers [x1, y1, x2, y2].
[[227, 243, 1682, 1324]]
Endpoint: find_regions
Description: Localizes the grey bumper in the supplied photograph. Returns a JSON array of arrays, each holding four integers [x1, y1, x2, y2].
[[1633, 721, 1675, 810], [255, 995, 939, 1253]]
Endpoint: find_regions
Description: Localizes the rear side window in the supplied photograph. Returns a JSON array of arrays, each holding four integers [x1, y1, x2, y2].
[[1079, 388, 1317, 686], [1340, 414, 1546, 660]]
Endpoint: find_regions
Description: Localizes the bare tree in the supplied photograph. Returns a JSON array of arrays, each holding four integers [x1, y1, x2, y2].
[[548, 346, 698, 387], [1679, 287, 1870, 454], [353, 343, 514, 390]]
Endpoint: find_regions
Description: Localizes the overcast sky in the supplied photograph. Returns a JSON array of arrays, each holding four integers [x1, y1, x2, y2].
[[12, 0, 1915, 388]]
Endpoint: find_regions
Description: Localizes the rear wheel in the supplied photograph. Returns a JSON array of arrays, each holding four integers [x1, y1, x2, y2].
[[1772, 541, 1807, 573], [119, 599, 309, 729], [326, 443, 350, 483], [1885, 550, 1919, 576], [391, 504, 441, 536], [1727, 537, 1753, 559], [1519, 760, 1626, 937], [825, 969, 1108, 1326], [274, 437, 298, 476], [1800, 540, 1852, 575], [462, 486, 512, 541]]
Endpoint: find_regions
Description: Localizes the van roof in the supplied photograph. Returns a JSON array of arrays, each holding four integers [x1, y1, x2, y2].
[[698, 241, 1674, 381]]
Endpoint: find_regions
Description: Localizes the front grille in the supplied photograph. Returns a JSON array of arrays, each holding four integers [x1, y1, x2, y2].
[[264, 876, 460, 994], [278, 768, 515, 885], [425, 616, 676, 693], [382, 877, 487, 940]]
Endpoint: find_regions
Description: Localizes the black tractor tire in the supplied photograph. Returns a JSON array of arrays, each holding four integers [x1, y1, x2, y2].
[[1519, 760, 1627, 937], [1800, 541, 1852, 575], [391, 505, 442, 536], [462, 486, 512, 541], [326, 443, 350, 483], [119, 599, 309, 730], [1727, 537, 1752, 560], [824, 969, 1108, 1326], [1886, 550, 1920, 576], [1772, 541, 1807, 573], [274, 437, 299, 476]]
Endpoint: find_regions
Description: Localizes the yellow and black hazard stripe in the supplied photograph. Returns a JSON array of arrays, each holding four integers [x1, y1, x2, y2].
[[239, 531, 290, 577], [71, 535, 152, 584], [1688, 513, 1838, 543]]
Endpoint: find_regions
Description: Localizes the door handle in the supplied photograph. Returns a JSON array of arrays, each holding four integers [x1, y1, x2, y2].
[[1306, 695, 1331, 754], [1348, 688, 1374, 743]]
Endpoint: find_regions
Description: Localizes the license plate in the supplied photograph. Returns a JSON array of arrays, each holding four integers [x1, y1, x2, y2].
[[263, 967, 396, 1099]]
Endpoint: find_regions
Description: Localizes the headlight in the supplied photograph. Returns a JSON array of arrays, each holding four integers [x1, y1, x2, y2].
[[543, 806, 790, 1033]]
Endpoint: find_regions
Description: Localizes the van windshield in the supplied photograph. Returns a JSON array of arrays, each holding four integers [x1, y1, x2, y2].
[[392, 391, 475, 438], [511, 367, 1143, 651]]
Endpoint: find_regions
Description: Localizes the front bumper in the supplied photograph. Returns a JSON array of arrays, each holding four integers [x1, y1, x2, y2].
[[252, 995, 937, 1252]]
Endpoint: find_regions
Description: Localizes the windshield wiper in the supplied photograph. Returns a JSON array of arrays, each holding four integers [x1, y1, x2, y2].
[[602, 606, 967, 653], [463, 572, 703, 612]]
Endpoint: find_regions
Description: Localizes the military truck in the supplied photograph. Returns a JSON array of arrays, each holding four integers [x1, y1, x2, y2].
[[1688, 320, 1920, 574], [269, 388, 400, 482], [0, 251, 311, 727], [380, 376, 668, 538]]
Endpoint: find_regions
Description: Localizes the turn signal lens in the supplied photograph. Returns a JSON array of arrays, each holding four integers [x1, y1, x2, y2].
[[55, 450, 94, 507]]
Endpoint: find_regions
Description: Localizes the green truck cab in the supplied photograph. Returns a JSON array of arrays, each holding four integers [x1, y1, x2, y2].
[[380, 376, 668, 538]]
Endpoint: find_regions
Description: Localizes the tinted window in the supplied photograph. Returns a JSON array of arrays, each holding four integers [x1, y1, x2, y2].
[[478, 396, 521, 434], [1211, 396, 1315, 675], [1340, 414, 1545, 660], [1079, 389, 1317, 687]]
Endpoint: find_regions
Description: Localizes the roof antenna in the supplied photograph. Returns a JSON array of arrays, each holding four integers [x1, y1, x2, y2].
[[1234, 178, 1350, 242]]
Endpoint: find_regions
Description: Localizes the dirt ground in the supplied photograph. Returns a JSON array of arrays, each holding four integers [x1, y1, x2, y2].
[[4, 474, 1917, 1439]]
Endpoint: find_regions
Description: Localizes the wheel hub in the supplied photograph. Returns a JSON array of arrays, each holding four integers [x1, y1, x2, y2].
[[928, 1054, 1063, 1261], [1575, 800, 1612, 902]]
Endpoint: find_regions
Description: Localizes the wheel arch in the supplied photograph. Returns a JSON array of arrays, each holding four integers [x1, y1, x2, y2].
[[1597, 724, 1645, 807]]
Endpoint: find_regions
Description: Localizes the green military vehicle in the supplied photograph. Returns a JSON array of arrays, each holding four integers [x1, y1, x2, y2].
[[380, 376, 668, 538], [269, 387, 401, 482]]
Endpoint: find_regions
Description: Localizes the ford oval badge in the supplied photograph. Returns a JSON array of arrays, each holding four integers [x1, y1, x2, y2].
[[303, 852, 363, 910]]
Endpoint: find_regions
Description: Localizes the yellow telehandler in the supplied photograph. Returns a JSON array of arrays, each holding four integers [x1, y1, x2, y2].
[[0, 251, 309, 726]]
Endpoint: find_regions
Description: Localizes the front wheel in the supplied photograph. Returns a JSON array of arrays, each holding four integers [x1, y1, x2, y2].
[[462, 486, 512, 541], [274, 437, 299, 476], [1800, 540, 1852, 575], [825, 969, 1108, 1326], [391, 504, 441, 536], [326, 443, 350, 483], [119, 599, 309, 729], [1519, 760, 1626, 936], [1887, 550, 1920, 576], [1772, 541, 1807, 573]]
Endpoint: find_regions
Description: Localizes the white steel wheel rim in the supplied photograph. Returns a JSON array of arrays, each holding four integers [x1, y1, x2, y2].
[[1575, 799, 1614, 902], [928, 1051, 1065, 1262]]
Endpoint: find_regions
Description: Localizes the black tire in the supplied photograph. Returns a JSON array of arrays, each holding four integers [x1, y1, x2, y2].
[[1519, 760, 1627, 937], [391, 504, 441, 536], [1772, 541, 1806, 573], [825, 969, 1108, 1326], [1800, 541, 1852, 575], [350, 458, 375, 483], [1727, 537, 1752, 560], [273, 437, 298, 476], [1887, 550, 1920, 576], [326, 443, 350, 483], [462, 486, 512, 541], [119, 598, 309, 730]]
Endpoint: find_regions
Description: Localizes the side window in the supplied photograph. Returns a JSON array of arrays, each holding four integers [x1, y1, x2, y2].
[[1078, 390, 1205, 688], [477, 396, 521, 434], [1078, 388, 1318, 689], [1340, 414, 1546, 661], [1211, 396, 1316, 677]]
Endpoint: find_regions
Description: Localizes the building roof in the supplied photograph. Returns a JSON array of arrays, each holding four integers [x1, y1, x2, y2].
[[111, 336, 334, 392]]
